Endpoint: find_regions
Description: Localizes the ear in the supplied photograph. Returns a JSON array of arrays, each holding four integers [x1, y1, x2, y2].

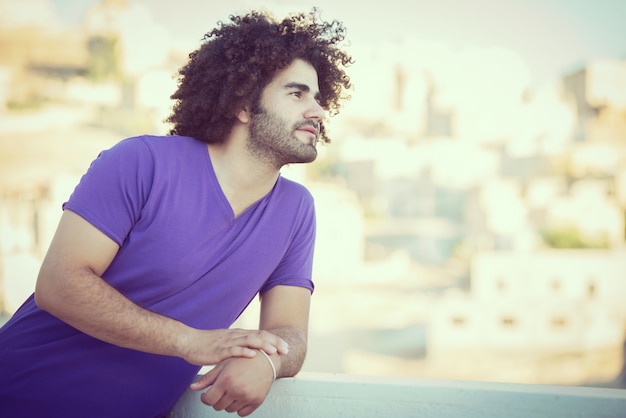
[[236, 107, 250, 124]]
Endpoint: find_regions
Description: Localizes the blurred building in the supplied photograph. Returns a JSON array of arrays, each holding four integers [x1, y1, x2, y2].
[[0, 25, 89, 108], [429, 250, 626, 354], [310, 181, 365, 280], [0, 0, 180, 133], [562, 59, 626, 143]]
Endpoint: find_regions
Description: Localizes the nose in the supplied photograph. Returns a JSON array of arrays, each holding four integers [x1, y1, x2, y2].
[[304, 99, 325, 122]]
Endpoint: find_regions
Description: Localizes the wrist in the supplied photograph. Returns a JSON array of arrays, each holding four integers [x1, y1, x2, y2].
[[175, 324, 198, 362], [258, 349, 277, 381]]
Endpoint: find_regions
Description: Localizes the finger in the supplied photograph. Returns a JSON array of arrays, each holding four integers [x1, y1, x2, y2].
[[214, 339, 277, 361], [237, 404, 260, 417], [275, 338, 289, 355], [200, 385, 225, 408], [235, 330, 289, 355], [190, 368, 218, 391], [210, 331, 288, 363], [260, 338, 289, 355], [225, 400, 243, 413], [214, 345, 258, 363], [211, 392, 232, 411], [257, 330, 289, 355]]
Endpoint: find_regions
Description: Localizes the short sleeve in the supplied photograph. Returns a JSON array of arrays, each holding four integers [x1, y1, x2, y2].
[[260, 192, 316, 295], [63, 137, 155, 246]]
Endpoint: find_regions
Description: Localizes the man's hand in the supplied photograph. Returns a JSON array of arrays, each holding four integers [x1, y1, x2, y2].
[[182, 328, 289, 366], [190, 354, 276, 417], [189, 286, 311, 416]]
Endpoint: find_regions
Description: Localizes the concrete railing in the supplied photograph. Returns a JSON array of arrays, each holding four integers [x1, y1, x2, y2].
[[169, 372, 626, 417]]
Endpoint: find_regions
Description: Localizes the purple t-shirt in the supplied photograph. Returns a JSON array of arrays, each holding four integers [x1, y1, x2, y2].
[[0, 135, 316, 417]]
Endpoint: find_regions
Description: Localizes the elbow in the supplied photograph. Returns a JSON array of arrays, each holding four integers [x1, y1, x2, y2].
[[34, 271, 62, 314], [282, 367, 301, 378], [34, 283, 52, 313]]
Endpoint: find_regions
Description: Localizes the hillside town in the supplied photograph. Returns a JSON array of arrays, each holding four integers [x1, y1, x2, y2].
[[1, 0, 625, 387]]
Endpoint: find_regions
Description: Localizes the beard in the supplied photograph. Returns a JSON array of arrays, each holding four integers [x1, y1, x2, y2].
[[246, 105, 318, 168]]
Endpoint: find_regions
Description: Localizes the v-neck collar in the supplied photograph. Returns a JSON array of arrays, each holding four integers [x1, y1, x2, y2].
[[203, 144, 279, 222]]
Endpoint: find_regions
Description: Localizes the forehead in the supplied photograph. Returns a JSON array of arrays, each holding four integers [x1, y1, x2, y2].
[[266, 59, 320, 92]]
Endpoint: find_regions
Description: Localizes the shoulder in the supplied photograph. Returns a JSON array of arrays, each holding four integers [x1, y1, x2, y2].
[[102, 135, 204, 164], [273, 176, 316, 222], [275, 176, 314, 203], [114, 134, 200, 153]]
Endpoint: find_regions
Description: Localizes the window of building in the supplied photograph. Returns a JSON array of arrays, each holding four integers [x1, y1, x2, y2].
[[587, 280, 596, 298], [501, 316, 517, 328], [451, 316, 466, 327], [551, 316, 568, 329]]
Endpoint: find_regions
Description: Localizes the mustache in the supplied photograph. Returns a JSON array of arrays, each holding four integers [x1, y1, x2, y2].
[[294, 120, 321, 131]]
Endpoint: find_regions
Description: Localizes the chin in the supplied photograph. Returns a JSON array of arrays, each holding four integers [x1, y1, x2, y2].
[[302, 146, 318, 163], [288, 149, 317, 165]]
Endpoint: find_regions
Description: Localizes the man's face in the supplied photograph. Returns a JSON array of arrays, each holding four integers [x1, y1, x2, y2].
[[246, 59, 325, 168]]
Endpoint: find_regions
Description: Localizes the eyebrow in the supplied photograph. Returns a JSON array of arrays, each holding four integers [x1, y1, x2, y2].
[[284, 82, 322, 102]]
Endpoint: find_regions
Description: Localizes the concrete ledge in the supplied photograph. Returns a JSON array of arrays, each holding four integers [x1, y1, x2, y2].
[[169, 372, 626, 417]]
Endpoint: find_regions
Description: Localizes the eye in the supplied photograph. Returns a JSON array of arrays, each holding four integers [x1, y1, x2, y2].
[[290, 91, 303, 99]]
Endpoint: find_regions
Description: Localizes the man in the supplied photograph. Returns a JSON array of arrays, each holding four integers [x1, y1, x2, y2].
[[0, 9, 351, 417]]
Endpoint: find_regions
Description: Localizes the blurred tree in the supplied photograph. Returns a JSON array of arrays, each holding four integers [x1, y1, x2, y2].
[[86, 35, 121, 82], [540, 226, 608, 249]]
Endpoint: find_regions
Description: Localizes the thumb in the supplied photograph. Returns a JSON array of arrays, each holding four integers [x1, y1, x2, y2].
[[190, 367, 218, 391]]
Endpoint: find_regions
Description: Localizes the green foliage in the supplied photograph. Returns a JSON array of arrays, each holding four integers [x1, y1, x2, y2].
[[6, 97, 44, 111], [541, 226, 608, 249], [86, 36, 121, 82]]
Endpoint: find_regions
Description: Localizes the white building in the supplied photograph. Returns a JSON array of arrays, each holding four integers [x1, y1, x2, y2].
[[428, 250, 626, 354], [545, 179, 624, 247], [309, 181, 365, 281]]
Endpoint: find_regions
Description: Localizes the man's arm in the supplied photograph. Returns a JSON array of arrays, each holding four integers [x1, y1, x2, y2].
[[258, 284, 310, 377], [191, 285, 311, 416], [35, 210, 288, 365]]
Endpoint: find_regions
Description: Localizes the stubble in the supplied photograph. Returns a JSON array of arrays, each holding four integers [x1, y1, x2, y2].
[[247, 107, 318, 169]]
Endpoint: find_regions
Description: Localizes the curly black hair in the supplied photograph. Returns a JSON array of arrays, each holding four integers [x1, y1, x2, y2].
[[166, 9, 352, 144]]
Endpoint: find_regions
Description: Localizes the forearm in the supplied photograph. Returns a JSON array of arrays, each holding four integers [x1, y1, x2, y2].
[[35, 210, 288, 366], [36, 267, 288, 366], [257, 285, 311, 378], [36, 266, 192, 359], [263, 326, 307, 378]]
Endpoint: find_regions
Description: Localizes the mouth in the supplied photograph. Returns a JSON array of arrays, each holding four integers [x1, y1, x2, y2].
[[294, 124, 319, 146], [296, 120, 319, 136], [296, 126, 318, 138], [296, 121, 320, 147]]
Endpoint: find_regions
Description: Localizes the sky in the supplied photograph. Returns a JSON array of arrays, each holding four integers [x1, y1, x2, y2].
[[46, 0, 626, 86]]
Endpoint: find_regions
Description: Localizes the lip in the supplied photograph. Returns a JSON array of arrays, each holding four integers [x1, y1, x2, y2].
[[297, 126, 318, 137]]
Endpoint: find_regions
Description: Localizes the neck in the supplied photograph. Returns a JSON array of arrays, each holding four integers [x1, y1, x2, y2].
[[208, 125, 280, 217]]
